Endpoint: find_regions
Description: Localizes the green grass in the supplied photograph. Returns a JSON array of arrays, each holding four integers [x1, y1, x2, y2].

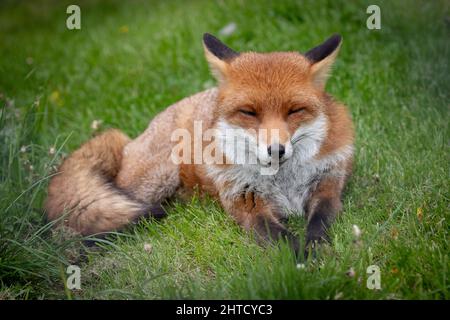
[[0, 0, 448, 299]]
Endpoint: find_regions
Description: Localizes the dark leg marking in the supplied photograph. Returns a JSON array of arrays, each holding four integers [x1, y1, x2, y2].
[[255, 215, 301, 257], [306, 198, 336, 245]]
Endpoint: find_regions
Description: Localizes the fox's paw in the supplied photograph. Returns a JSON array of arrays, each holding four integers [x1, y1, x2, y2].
[[304, 229, 331, 260], [236, 187, 271, 215]]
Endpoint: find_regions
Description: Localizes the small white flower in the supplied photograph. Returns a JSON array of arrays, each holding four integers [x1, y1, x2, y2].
[[20, 146, 27, 153], [346, 267, 355, 277], [352, 224, 361, 238], [143, 243, 153, 253], [334, 292, 344, 300], [49, 147, 56, 155], [296, 263, 305, 270], [91, 119, 102, 130], [29, 165, 34, 171], [219, 22, 237, 36]]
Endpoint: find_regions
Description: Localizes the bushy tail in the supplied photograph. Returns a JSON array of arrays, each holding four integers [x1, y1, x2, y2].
[[45, 129, 148, 235]]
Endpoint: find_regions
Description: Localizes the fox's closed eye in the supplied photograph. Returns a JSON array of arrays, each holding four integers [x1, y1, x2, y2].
[[288, 107, 306, 115], [239, 109, 257, 117]]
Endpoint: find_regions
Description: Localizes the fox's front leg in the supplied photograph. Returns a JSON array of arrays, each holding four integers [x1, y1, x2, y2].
[[305, 176, 346, 248], [220, 189, 300, 254]]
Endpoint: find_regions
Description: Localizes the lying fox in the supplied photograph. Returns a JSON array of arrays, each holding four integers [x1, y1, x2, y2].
[[46, 33, 354, 254]]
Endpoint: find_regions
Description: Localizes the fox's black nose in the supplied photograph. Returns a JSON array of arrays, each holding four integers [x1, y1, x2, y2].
[[268, 144, 285, 159]]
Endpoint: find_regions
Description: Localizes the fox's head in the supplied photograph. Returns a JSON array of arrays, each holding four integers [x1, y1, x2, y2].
[[204, 33, 342, 168]]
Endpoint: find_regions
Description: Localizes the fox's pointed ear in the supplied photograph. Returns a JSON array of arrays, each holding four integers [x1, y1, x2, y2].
[[305, 34, 342, 89], [203, 33, 239, 83]]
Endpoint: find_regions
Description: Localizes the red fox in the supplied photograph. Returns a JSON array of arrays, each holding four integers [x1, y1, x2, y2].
[[45, 33, 354, 254]]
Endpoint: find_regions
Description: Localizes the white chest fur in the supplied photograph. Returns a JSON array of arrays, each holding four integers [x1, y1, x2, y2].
[[206, 144, 352, 216]]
